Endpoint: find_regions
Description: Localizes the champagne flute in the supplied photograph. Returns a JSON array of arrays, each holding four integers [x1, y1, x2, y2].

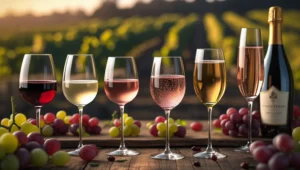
[[19, 54, 57, 130], [235, 28, 264, 152], [62, 54, 98, 156], [104, 57, 139, 156], [193, 49, 227, 159], [150, 57, 186, 160]]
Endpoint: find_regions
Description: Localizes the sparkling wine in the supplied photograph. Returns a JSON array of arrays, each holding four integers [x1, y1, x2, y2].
[[237, 46, 264, 101], [150, 75, 185, 110], [193, 61, 226, 107], [104, 79, 139, 106], [63, 80, 98, 106], [19, 80, 57, 106]]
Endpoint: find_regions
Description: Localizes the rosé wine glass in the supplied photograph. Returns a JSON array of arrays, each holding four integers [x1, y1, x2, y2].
[[104, 57, 139, 156], [150, 56, 186, 160]]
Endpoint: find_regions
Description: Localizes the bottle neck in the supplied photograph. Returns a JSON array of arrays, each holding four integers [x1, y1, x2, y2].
[[268, 21, 282, 45]]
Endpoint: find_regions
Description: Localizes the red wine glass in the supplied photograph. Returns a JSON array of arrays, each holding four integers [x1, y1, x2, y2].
[[19, 54, 57, 130], [150, 57, 186, 160], [104, 57, 139, 156]]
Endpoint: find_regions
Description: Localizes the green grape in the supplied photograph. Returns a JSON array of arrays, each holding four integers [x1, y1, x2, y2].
[[1, 118, 9, 126], [76, 126, 86, 135], [292, 127, 300, 142], [64, 116, 72, 124], [40, 119, 45, 128], [20, 122, 39, 135], [131, 124, 140, 136], [42, 125, 53, 137], [176, 119, 187, 127], [83, 132, 90, 137], [9, 114, 13, 120], [125, 117, 134, 126], [1, 154, 19, 170], [56, 110, 67, 120], [8, 119, 13, 126], [0, 128, 8, 136], [10, 125, 19, 133], [158, 131, 166, 137], [146, 121, 153, 129], [30, 148, 48, 167], [294, 140, 300, 152], [123, 113, 128, 120], [0, 147, 6, 159], [109, 127, 119, 137], [124, 125, 132, 137], [156, 122, 166, 132], [15, 113, 27, 127], [169, 124, 178, 133], [0, 133, 18, 153], [51, 151, 70, 166], [165, 118, 175, 124]]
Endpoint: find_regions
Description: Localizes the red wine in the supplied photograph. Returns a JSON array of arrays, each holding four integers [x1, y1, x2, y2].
[[19, 80, 57, 106], [260, 7, 294, 137], [150, 75, 185, 110], [104, 79, 139, 106]]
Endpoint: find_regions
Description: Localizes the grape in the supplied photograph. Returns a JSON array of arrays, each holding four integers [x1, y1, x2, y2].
[[158, 131, 166, 137], [25, 141, 42, 151], [268, 152, 289, 170], [0, 133, 18, 153], [109, 126, 119, 137], [220, 119, 229, 129], [42, 125, 54, 137], [40, 118, 45, 128], [228, 130, 238, 137], [123, 113, 128, 120], [91, 126, 101, 134], [239, 107, 248, 116], [294, 140, 300, 152], [156, 122, 166, 132], [13, 130, 28, 145], [134, 120, 141, 128], [225, 121, 234, 130], [28, 119, 37, 126], [124, 125, 132, 136], [222, 128, 229, 135], [230, 112, 242, 123], [0, 147, 5, 159], [21, 122, 39, 135], [238, 124, 248, 137], [149, 124, 158, 137], [27, 132, 44, 145], [125, 117, 134, 126], [219, 114, 228, 121], [146, 121, 154, 129], [0, 118, 9, 126], [15, 147, 30, 168], [155, 116, 165, 123], [0, 127, 8, 136], [165, 118, 175, 124], [190, 122, 203, 131], [242, 115, 249, 125], [70, 124, 79, 136], [169, 124, 178, 133], [290, 152, 300, 169], [71, 113, 80, 124], [113, 119, 121, 127], [57, 124, 68, 135], [272, 133, 294, 152], [294, 105, 300, 118], [212, 119, 221, 128], [292, 127, 300, 141], [131, 124, 140, 136], [174, 126, 186, 137], [44, 138, 61, 155], [292, 120, 300, 129], [82, 114, 90, 127], [56, 110, 67, 120], [89, 117, 99, 127], [249, 141, 265, 154], [176, 119, 187, 127], [79, 145, 97, 161], [226, 107, 238, 117], [267, 144, 278, 155], [64, 116, 72, 124], [256, 163, 270, 170], [252, 119, 261, 130], [1, 154, 19, 170], [44, 112, 56, 124], [252, 129, 259, 137], [51, 151, 70, 166], [252, 110, 261, 120], [15, 113, 27, 126], [30, 148, 48, 167], [252, 146, 273, 163], [53, 118, 64, 129], [7, 119, 13, 126]]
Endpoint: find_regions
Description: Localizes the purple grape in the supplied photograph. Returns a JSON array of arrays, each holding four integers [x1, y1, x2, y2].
[[250, 141, 265, 154], [27, 132, 44, 145], [267, 144, 278, 155], [252, 146, 273, 163], [220, 119, 229, 129], [25, 141, 42, 151], [252, 119, 261, 130], [85, 126, 93, 134], [228, 130, 238, 137], [70, 124, 79, 136], [230, 112, 242, 123], [242, 115, 249, 125], [252, 110, 261, 120], [174, 126, 186, 137], [54, 119, 64, 129], [15, 147, 30, 168], [272, 134, 294, 152], [290, 152, 300, 169], [256, 163, 270, 170], [91, 126, 101, 134], [225, 121, 234, 130], [238, 124, 248, 137], [13, 131, 28, 146], [57, 124, 68, 135], [268, 152, 289, 170]]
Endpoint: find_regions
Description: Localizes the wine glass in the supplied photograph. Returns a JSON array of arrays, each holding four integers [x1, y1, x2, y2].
[[150, 56, 186, 160], [62, 54, 98, 156], [104, 57, 139, 156], [19, 54, 57, 130], [235, 28, 264, 152], [193, 49, 227, 159]]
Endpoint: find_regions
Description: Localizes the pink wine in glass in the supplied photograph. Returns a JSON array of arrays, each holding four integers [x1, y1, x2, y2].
[[19, 80, 57, 106], [150, 75, 185, 110], [104, 79, 139, 106]]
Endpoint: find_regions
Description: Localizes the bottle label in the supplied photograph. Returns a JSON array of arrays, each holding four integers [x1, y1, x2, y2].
[[260, 86, 288, 125]]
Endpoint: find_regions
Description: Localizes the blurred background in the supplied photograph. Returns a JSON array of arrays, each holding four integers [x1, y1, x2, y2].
[[0, 0, 299, 120]]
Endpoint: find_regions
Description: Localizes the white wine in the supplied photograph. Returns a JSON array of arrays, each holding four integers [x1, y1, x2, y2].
[[63, 80, 98, 106]]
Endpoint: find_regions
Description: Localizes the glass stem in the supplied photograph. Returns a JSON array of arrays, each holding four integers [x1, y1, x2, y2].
[[119, 105, 126, 150], [247, 101, 253, 145], [164, 110, 171, 154], [35, 106, 42, 130], [78, 106, 84, 149], [207, 106, 213, 151]]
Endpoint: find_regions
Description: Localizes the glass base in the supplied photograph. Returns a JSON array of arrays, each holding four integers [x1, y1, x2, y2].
[[152, 151, 184, 160], [107, 148, 139, 156], [68, 148, 80, 156], [193, 149, 226, 159], [234, 144, 250, 153]]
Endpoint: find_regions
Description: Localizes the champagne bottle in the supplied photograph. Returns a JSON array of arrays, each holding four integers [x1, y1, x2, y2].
[[260, 6, 294, 137]]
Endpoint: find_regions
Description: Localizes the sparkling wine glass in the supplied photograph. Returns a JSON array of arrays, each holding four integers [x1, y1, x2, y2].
[[150, 57, 186, 160], [104, 56, 139, 156], [235, 28, 264, 152], [193, 49, 227, 159], [62, 54, 98, 156], [19, 54, 57, 130]]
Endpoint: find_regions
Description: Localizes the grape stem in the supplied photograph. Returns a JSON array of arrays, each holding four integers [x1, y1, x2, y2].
[[0, 97, 20, 130]]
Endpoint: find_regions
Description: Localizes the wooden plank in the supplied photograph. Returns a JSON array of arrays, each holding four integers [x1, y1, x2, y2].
[[129, 148, 160, 170], [84, 148, 113, 170], [176, 148, 196, 170], [218, 147, 252, 170], [157, 148, 178, 170]]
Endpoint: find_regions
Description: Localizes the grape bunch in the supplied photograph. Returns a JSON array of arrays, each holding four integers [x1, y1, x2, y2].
[[250, 131, 300, 170], [147, 116, 187, 138], [109, 113, 141, 137], [212, 107, 261, 137], [0, 131, 70, 170]]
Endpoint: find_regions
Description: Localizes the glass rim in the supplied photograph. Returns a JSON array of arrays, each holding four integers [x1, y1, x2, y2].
[[24, 54, 52, 56], [108, 56, 134, 58], [153, 56, 182, 58], [241, 27, 261, 30], [67, 54, 93, 56], [196, 48, 223, 52]]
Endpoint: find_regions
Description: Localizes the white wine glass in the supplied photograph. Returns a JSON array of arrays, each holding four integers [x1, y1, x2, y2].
[[150, 57, 186, 160], [193, 49, 227, 159], [104, 57, 139, 156], [235, 28, 264, 152], [62, 54, 98, 156]]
